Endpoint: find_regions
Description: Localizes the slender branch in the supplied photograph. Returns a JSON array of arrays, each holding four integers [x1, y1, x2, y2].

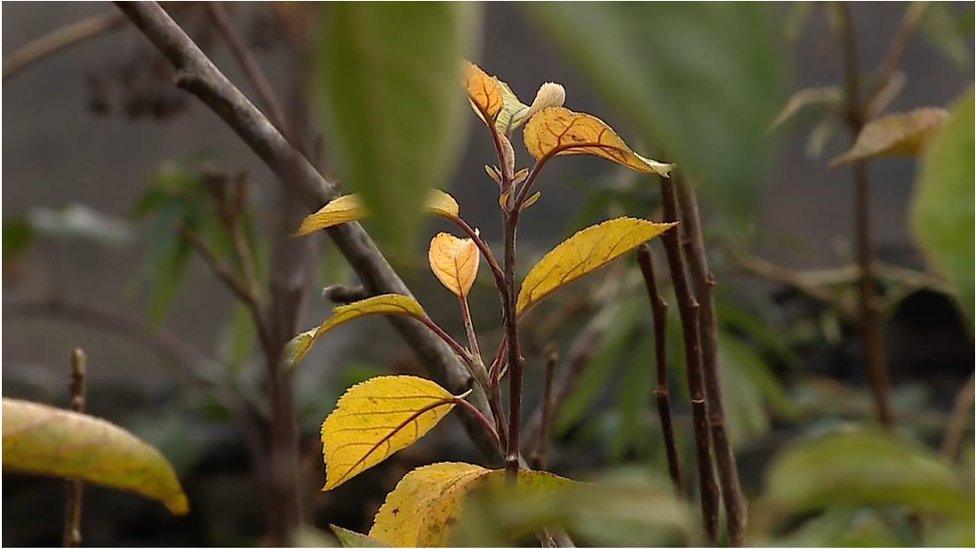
[[453, 396, 502, 451], [503, 179, 524, 477], [530, 345, 558, 470], [674, 178, 748, 546], [113, 1, 500, 462], [205, 2, 292, 140], [459, 296, 485, 366], [837, 3, 895, 428], [636, 244, 684, 499], [865, 2, 928, 110], [451, 215, 506, 295], [63, 348, 87, 548], [941, 373, 975, 462], [3, 11, 126, 82], [658, 177, 720, 544], [322, 283, 368, 304]]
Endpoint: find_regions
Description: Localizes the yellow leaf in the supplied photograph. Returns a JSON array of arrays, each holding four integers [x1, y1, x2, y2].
[[830, 107, 949, 167], [287, 294, 426, 367], [295, 189, 460, 236], [370, 463, 575, 546], [428, 233, 480, 297], [517, 217, 675, 315], [464, 62, 502, 124], [321, 376, 457, 491], [523, 106, 673, 177], [2, 398, 188, 514], [499, 190, 541, 211]]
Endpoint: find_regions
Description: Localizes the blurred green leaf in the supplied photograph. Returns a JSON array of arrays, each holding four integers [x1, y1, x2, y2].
[[719, 331, 798, 423], [910, 91, 974, 325], [316, 3, 477, 254], [762, 427, 975, 521], [452, 467, 691, 547], [329, 525, 382, 548], [3, 217, 34, 261], [920, 3, 973, 69], [774, 508, 902, 547], [528, 3, 788, 222], [28, 204, 133, 247], [612, 336, 653, 460]]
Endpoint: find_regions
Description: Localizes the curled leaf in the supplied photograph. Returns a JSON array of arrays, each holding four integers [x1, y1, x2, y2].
[[517, 217, 675, 315], [370, 462, 574, 546], [830, 107, 949, 167], [523, 106, 673, 177], [495, 80, 531, 135], [295, 190, 460, 236], [464, 62, 503, 124], [428, 233, 480, 297], [288, 294, 426, 367], [322, 376, 457, 491], [2, 399, 188, 514]]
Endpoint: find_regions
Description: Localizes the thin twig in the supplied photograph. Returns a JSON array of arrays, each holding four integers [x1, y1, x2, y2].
[[3, 11, 126, 82], [837, 3, 895, 428], [636, 244, 684, 498], [63, 348, 86, 548], [865, 2, 928, 110], [941, 373, 975, 462], [530, 344, 559, 471], [675, 178, 748, 546], [658, 177, 720, 544]]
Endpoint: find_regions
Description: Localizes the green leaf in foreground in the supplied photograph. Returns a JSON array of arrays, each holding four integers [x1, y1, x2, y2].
[[2, 398, 188, 514], [316, 3, 477, 253], [330, 525, 384, 547], [910, 91, 975, 324], [762, 427, 974, 521]]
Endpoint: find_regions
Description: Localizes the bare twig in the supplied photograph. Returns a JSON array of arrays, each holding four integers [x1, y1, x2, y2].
[[836, 3, 895, 428], [675, 179, 748, 545], [636, 244, 684, 498], [63, 348, 87, 548], [658, 177, 720, 544], [865, 2, 928, 111], [114, 2, 500, 463], [941, 373, 975, 462], [530, 344, 559, 470], [322, 284, 367, 304], [3, 11, 126, 82]]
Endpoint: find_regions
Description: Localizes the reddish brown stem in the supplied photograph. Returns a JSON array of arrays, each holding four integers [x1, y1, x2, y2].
[[636, 244, 684, 499], [837, 3, 895, 428], [531, 345, 559, 470], [674, 180, 748, 545], [658, 178, 719, 544], [63, 348, 87, 548], [503, 208, 524, 477]]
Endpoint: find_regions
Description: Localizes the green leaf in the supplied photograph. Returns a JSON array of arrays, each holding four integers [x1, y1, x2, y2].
[[316, 4, 477, 254], [910, 91, 975, 325], [762, 427, 975, 521], [330, 525, 384, 547], [2, 399, 188, 514], [528, 3, 787, 222], [3, 216, 34, 261]]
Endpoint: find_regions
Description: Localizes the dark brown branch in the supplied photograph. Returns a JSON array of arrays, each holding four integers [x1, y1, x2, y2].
[[837, 4, 895, 428], [674, 179, 748, 546], [530, 344, 559, 471], [658, 177, 720, 544], [3, 11, 126, 82], [114, 1, 500, 462], [322, 283, 367, 304], [63, 348, 87, 548], [503, 173, 524, 477], [636, 244, 684, 499], [205, 2, 292, 139]]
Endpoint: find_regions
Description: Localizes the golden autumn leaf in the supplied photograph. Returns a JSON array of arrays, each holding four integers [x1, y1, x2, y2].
[[464, 62, 503, 124], [517, 217, 675, 315], [830, 107, 949, 167], [428, 233, 480, 297], [2, 399, 188, 514], [369, 462, 575, 547], [321, 376, 458, 491], [295, 189, 460, 236], [523, 106, 673, 177], [287, 294, 426, 368]]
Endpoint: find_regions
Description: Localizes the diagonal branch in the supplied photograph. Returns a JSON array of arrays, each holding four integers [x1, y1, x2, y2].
[[3, 11, 126, 82], [113, 1, 500, 462]]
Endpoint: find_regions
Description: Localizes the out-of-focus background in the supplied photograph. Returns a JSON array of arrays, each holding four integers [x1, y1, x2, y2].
[[3, 2, 973, 546]]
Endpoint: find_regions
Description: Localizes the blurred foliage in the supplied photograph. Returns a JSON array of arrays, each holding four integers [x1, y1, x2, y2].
[[910, 91, 975, 325], [919, 3, 974, 69], [528, 3, 788, 224], [315, 3, 477, 256]]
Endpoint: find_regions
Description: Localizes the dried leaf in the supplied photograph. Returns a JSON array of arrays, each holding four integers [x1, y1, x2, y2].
[[830, 107, 949, 167], [428, 233, 480, 297], [2, 399, 188, 514], [370, 462, 573, 546], [464, 62, 503, 124], [517, 217, 675, 315], [523, 106, 672, 177], [295, 190, 460, 236], [321, 376, 457, 491], [287, 295, 426, 367]]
